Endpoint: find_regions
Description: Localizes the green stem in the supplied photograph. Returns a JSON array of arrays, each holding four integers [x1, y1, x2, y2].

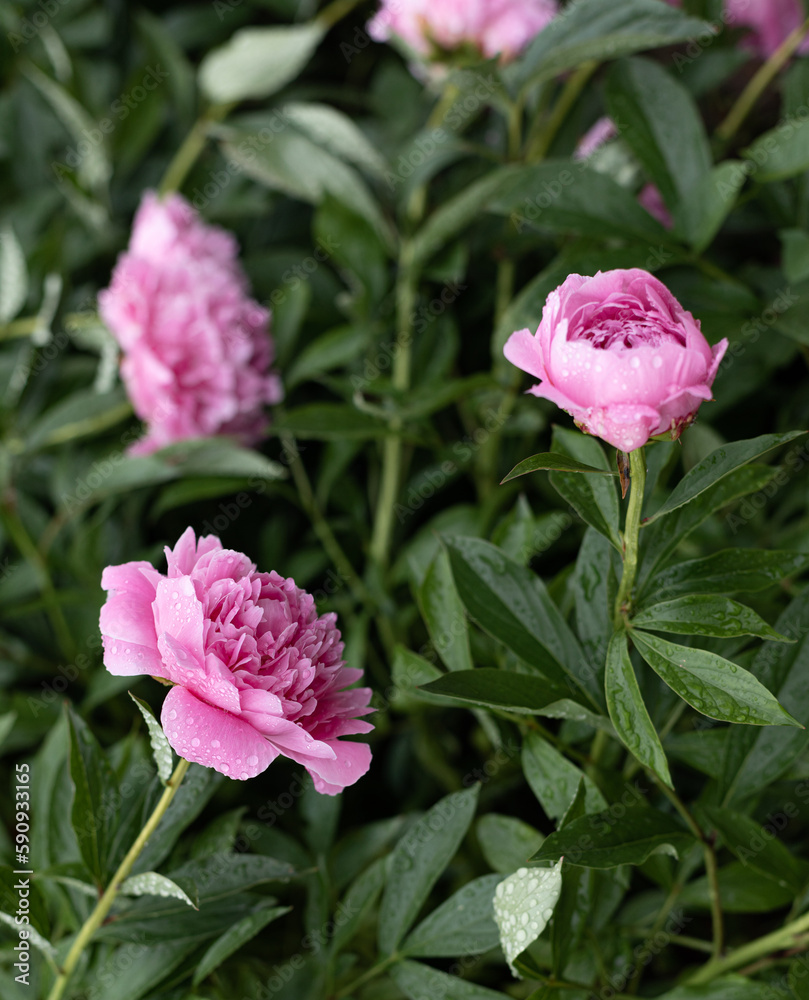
[[0, 316, 40, 340], [335, 953, 401, 999], [0, 501, 76, 661], [316, 0, 363, 29], [686, 912, 809, 985], [613, 447, 646, 628], [282, 432, 396, 656], [716, 16, 809, 143], [656, 781, 724, 961], [47, 757, 191, 1000], [368, 250, 417, 570], [525, 60, 599, 162], [158, 103, 234, 197]]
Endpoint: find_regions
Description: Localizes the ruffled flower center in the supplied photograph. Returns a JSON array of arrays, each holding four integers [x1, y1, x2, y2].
[[568, 295, 687, 350]]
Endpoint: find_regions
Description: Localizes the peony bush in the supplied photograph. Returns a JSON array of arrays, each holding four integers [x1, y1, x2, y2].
[[3, 1, 809, 999]]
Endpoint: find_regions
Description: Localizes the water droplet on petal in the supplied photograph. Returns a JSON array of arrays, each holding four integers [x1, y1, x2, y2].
[[191, 738, 200, 748], [247, 754, 258, 766], [211, 739, 220, 748], [652, 355, 663, 368], [168, 710, 177, 721], [221, 762, 230, 772], [630, 356, 641, 369], [240, 771, 248, 780]]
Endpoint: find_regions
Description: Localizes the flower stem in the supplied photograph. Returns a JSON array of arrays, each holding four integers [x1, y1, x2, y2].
[[613, 447, 646, 628], [686, 910, 809, 985], [369, 248, 417, 570], [656, 780, 724, 961], [716, 16, 809, 143], [525, 60, 599, 161], [47, 757, 190, 1000], [158, 103, 234, 197]]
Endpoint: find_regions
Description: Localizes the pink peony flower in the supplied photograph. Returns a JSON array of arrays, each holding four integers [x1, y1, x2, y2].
[[725, 0, 809, 58], [100, 528, 373, 793], [99, 192, 282, 457], [368, 0, 558, 62], [503, 269, 728, 453], [574, 117, 618, 161], [637, 183, 674, 230]]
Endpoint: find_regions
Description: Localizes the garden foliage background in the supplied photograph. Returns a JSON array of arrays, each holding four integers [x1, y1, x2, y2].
[[3, 0, 809, 998]]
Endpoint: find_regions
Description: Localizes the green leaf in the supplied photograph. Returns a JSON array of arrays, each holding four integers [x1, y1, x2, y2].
[[133, 765, 222, 875], [638, 464, 781, 589], [199, 23, 325, 103], [403, 874, 503, 957], [66, 707, 117, 885], [391, 646, 444, 707], [522, 731, 606, 823], [409, 165, 523, 270], [548, 427, 621, 551], [488, 161, 668, 243], [476, 815, 544, 875], [378, 785, 479, 955], [89, 940, 201, 1000], [390, 960, 511, 999], [645, 431, 808, 523], [0, 911, 55, 965], [631, 596, 792, 641], [443, 536, 598, 706], [494, 860, 564, 977], [655, 977, 778, 1000], [23, 63, 110, 192], [285, 325, 370, 389], [192, 904, 291, 985], [720, 589, 809, 805], [502, 452, 618, 483], [744, 117, 809, 182], [129, 693, 173, 783], [605, 57, 710, 244], [682, 161, 747, 253], [421, 669, 573, 715], [26, 388, 131, 451], [573, 528, 620, 676], [532, 803, 694, 868], [272, 403, 392, 440], [509, 0, 712, 90], [331, 857, 387, 953], [0, 865, 50, 938], [702, 806, 808, 890], [642, 549, 809, 604], [679, 861, 794, 913], [120, 871, 198, 909], [222, 123, 391, 248], [605, 633, 672, 787], [282, 101, 387, 177], [632, 631, 801, 727], [782, 228, 809, 284], [418, 549, 473, 672], [0, 225, 28, 324]]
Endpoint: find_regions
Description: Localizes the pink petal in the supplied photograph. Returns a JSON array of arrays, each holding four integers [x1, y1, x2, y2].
[[503, 328, 548, 381], [300, 741, 372, 795], [161, 686, 277, 779]]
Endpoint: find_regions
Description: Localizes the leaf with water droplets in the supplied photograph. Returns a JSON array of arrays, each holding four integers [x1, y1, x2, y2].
[[0, 911, 56, 962], [605, 633, 672, 788], [119, 871, 198, 909], [493, 860, 563, 978], [130, 692, 174, 783], [631, 596, 794, 642], [632, 632, 803, 728]]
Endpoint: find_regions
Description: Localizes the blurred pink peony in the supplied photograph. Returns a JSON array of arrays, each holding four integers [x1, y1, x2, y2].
[[573, 117, 618, 161], [100, 528, 373, 793], [99, 192, 282, 457], [503, 269, 727, 453], [637, 183, 674, 230], [368, 0, 558, 61], [725, 0, 809, 58]]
